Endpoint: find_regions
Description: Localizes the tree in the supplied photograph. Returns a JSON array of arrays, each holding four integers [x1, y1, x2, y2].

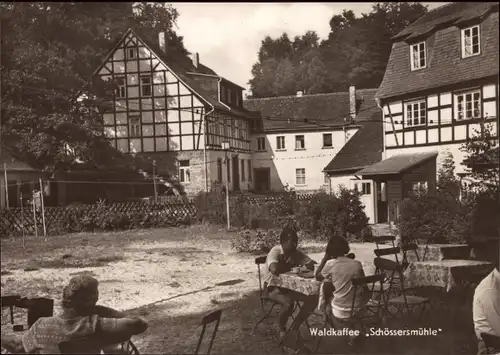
[[272, 58, 296, 96], [248, 2, 428, 97], [0, 2, 186, 175], [437, 150, 460, 198]]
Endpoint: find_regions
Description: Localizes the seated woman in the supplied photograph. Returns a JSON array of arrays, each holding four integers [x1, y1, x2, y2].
[[1, 275, 148, 354], [315, 236, 369, 320]]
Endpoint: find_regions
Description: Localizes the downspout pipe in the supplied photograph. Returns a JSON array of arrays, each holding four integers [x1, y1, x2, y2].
[[375, 97, 387, 160], [204, 105, 215, 193]]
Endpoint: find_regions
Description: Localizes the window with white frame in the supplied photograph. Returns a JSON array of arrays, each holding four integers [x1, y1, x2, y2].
[[141, 76, 152, 97], [295, 135, 305, 150], [129, 116, 141, 137], [179, 160, 191, 183], [405, 100, 427, 127], [276, 136, 285, 150], [115, 77, 126, 98], [462, 25, 480, 58], [323, 133, 333, 147], [410, 41, 426, 70], [354, 182, 371, 195], [257, 137, 266, 151], [295, 168, 306, 185], [455, 90, 481, 120]]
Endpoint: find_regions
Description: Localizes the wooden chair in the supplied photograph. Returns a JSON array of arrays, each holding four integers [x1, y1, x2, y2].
[[374, 257, 429, 322], [1, 295, 21, 326], [58, 338, 102, 354], [195, 309, 222, 355], [371, 235, 396, 249], [401, 243, 420, 269], [59, 338, 139, 354], [253, 256, 301, 334], [313, 274, 386, 352], [481, 333, 500, 354]]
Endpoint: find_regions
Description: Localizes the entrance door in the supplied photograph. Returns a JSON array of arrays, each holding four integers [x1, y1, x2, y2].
[[254, 168, 270, 193], [350, 179, 375, 224], [377, 181, 388, 223], [232, 155, 240, 191]]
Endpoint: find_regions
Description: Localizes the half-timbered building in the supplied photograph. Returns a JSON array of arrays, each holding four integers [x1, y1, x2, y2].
[[360, 2, 499, 226], [92, 28, 259, 195]]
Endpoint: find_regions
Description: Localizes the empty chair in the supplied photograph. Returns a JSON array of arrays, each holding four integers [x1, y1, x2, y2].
[[195, 309, 222, 355], [401, 243, 420, 268], [374, 257, 429, 322], [371, 235, 396, 249]]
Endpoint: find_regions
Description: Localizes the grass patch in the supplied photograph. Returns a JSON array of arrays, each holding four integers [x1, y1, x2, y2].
[[24, 254, 125, 270]]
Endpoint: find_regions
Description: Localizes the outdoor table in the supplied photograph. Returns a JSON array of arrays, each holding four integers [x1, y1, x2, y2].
[[403, 259, 493, 292], [402, 244, 470, 263], [266, 271, 321, 296], [267, 271, 321, 352]]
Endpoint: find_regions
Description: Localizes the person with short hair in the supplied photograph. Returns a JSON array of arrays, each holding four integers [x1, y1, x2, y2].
[[264, 227, 316, 341], [1, 275, 148, 354], [317, 235, 369, 319], [473, 246, 500, 355]]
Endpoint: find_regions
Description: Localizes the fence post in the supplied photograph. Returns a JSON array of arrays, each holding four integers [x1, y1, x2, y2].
[[39, 179, 47, 240], [32, 197, 38, 238], [20, 197, 25, 249]]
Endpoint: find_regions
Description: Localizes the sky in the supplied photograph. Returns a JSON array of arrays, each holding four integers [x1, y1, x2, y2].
[[173, 2, 449, 96]]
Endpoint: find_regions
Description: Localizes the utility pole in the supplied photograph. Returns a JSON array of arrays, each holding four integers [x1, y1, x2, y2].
[[222, 142, 230, 230], [153, 160, 157, 204]]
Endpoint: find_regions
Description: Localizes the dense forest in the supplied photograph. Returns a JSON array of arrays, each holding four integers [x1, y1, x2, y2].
[[248, 2, 428, 98]]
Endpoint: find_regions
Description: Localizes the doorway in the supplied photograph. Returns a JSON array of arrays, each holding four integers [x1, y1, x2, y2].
[[254, 168, 270, 193], [350, 179, 375, 224], [232, 155, 240, 191]]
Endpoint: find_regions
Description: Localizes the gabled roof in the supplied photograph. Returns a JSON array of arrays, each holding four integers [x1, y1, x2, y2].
[[91, 28, 256, 119], [377, 2, 499, 100], [323, 89, 383, 174], [243, 89, 377, 132], [0, 148, 41, 173], [357, 152, 438, 177]]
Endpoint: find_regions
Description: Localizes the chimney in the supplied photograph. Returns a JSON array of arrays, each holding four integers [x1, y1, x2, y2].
[[191, 52, 199, 68], [349, 85, 356, 121], [158, 32, 166, 53], [296, 91, 303, 97]]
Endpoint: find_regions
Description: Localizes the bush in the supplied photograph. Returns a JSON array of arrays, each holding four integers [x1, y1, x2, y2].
[[231, 229, 280, 253]]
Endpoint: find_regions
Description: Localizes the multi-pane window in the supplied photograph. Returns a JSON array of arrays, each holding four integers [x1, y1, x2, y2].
[[217, 158, 223, 182], [179, 160, 190, 183], [410, 41, 426, 70], [455, 90, 481, 120], [129, 116, 141, 137], [405, 100, 427, 127], [141, 76, 152, 97], [295, 135, 305, 150], [241, 160, 245, 181], [295, 168, 306, 185], [354, 182, 371, 195], [115, 77, 126, 98], [277, 136, 286, 150], [257, 137, 266, 151], [127, 48, 136, 60], [323, 133, 333, 147], [227, 89, 232, 104], [247, 160, 252, 181], [462, 25, 480, 58], [220, 86, 226, 102]]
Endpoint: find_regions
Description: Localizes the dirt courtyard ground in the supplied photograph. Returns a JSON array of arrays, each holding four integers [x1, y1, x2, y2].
[[0, 225, 479, 354]]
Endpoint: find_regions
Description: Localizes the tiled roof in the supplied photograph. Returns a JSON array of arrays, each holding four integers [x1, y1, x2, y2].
[[323, 90, 383, 173], [0, 148, 41, 172], [357, 152, 438, 176], [377, 2, 499, 100], [243, 89, 378, 132], [132, 29, 255, 117]]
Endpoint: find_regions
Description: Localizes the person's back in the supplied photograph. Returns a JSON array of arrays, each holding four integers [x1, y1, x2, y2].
[[20, 275, 148, 354], [321, 256, 369, 318]]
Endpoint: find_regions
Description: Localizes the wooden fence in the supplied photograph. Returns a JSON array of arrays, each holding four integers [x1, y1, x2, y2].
[[0, 201, 197, 237], [0, 193, 318, 237]]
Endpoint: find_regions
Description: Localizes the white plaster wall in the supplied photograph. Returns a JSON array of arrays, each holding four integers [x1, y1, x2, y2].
[[251, 128, 358, 191]]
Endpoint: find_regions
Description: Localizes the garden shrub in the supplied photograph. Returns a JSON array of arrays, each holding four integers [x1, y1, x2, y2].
[[231, 228, 281, 254]]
